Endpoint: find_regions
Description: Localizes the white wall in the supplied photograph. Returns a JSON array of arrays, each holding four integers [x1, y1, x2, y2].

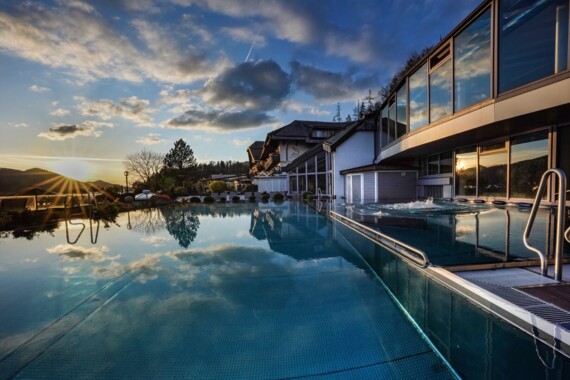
[[257, 176, 288, 192], [331, 131, 374, 199]]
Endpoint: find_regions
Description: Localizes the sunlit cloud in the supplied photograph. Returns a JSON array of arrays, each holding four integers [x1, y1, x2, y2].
[[0, 2, 229, 84], [75, 96, 154, 126], [9, 122, 28, 128], [50, 108, 70, 117], [29, 84, 50, 93], [38, 121, 113, 141], [165, 108, 275, 132], [136, 133, 166, 145]]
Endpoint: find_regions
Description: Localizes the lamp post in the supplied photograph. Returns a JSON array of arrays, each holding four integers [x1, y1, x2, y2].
[[124, 171, 129, 194]]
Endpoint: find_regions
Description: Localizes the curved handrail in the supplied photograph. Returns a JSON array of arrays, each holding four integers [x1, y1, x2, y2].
[[565, 226, 570, 245], [330, 211, 430, 268], [523, 169, 567, 280]]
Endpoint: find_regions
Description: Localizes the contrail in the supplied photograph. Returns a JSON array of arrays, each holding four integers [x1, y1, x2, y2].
[[245, 25, 262, 62]]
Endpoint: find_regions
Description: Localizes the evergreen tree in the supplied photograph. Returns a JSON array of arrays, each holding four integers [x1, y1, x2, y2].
[[352, 100, 360, 120], [333, 102, 341, 122], [359, 101, 366, 119], [164, 139, 196, 171], [345, 114, 352, 122]]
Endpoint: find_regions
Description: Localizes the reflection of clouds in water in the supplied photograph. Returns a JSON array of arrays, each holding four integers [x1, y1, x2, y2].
[[47, 244, 119, 263], [141, 236, 169, 247], [92, 253, 162, 283], [63, 266, 80, 275]]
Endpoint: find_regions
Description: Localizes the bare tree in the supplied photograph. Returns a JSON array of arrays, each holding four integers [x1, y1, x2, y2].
[[124, 149, 165, 190]]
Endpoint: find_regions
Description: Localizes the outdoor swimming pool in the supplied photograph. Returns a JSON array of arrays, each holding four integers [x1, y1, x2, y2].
[[0, 203, 455, 379], [336, 200, 570, 267], [0, 202, 569, 379]]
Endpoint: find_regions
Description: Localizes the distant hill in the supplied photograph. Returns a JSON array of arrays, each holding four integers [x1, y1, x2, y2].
[[0, 167, 119, 196]]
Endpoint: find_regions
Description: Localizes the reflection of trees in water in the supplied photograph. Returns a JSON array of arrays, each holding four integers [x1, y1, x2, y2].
[[130, 208, 167, 235], [0, 210, 59, 240], [161, 207, 200, 248]]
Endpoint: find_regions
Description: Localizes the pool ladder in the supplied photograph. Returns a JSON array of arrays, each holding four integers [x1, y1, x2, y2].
[[523, 169, 568, 281]]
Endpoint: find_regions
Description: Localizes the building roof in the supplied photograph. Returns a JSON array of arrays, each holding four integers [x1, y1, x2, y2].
[[340, 163, 417, 175], [323, 116, 376, 151], [246, 141, 264, 162]]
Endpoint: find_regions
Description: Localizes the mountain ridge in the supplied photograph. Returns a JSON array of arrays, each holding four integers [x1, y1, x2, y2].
[[0, 167, 119, 195]]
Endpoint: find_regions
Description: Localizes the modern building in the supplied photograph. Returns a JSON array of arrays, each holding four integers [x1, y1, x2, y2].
[[343, 0, 570, 204]]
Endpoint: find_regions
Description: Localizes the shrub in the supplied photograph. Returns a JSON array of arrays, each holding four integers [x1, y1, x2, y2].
[[261, 193, 270, 202], [248, 195, 256, 202], [307, 194, 314, 202], [273, 193, 284, 202], [232, 195, 241, 203], [123, 195, 134, 203], [151, 194, 171, 206], [219, 197, 227, 203], [174, 186, 189, 196], [189, 196, 201, 203], [302, 191, 313, 200], [208, 180, 227, 193], [203, 196, 215, 203]]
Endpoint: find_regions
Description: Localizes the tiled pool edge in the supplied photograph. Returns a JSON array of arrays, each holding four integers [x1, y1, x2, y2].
[[427, 266, 570, 360]]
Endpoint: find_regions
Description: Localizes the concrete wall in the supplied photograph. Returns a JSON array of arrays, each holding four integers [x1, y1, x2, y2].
[[331, 131, 374, 199]]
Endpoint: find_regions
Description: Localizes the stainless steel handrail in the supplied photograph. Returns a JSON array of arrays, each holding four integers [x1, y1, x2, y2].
[[330, 211, 430, 268], [523, 168, 567, 281]]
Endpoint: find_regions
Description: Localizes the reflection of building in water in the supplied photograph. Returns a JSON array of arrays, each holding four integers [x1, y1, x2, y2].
[[249, 203, 361, 264]]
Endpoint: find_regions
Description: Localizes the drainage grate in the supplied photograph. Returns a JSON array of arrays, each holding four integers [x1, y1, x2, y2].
[[525, 304, 570, 325], [469, 279, 544, 308]]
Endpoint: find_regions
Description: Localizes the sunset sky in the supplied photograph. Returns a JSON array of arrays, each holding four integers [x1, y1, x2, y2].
[[0, 0, 480, 184]]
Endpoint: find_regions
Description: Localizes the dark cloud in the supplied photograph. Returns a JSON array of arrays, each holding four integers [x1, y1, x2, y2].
[[166, 109, 274, 131], [38, 121, 112, 140], [203, 60, 290, 111], [290, 61, 380, 102]]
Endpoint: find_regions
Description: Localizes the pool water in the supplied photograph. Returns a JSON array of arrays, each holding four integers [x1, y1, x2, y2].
[[337, 201, 570, 267], [0, 203, 455, 379]]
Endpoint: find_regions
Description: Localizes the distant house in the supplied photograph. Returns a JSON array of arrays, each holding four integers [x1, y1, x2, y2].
[[207, 174, 250, 192], [250, 120, 350, 193]]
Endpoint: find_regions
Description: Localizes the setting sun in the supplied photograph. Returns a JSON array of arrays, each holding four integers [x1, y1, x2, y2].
[[51, 159, 92, 181]]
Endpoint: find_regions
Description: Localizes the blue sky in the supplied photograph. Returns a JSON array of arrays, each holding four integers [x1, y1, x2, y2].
[[0, 0, 481, 183]]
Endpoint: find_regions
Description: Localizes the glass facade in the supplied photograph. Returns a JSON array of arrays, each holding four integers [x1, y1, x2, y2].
[[455, 148, 477, 196], [429, 59, 452, 122], [454, 8, 491, 112], [381, 107, 391, 147], [510, 132, 548, 198], [388, 102, 397, 142], [396, 85, 407, 138], [499, 0, 569, 93], [409, 64, 428, 131], [478, 147, 507, 197], [287, 151, 331, 196]]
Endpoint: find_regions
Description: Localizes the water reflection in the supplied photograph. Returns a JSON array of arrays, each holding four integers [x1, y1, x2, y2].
[[338, 202, 569, 266]]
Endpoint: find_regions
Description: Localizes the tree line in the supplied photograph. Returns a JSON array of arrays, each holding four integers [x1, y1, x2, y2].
[[124, 139, 249, 193]]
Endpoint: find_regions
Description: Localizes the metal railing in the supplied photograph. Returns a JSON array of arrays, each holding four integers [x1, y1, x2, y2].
[[330, 211, 430, 268], [523, 168, 567, 281]]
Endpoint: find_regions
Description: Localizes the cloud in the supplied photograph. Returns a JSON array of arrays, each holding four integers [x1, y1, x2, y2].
[[159, 87, 192, 105], [202, 60, 290, 111], [282, 101, 330, 116], [141, 236, 169, 246], [38, 121, 113, 141], [232, 138, 253, 147], [220, 26, 267, 48], [0, 2, 228, 84], [29, 84, 50, 93], [75, 96, 154, 125], [47, 244, 118, 263], [9, 122, 28, 128], [290, 61, 379, 102], [50, 108, 70, 117], [136, 133, 166, 145], [166, 108, 275, 132]]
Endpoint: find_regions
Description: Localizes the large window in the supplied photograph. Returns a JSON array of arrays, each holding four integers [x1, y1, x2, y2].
[[455, 8, 491, 112], [455, 148, 477, 196], [317, 152, 326, 172], [388, 99, 397, 142], [478, 143, 507, 197], [409, 63, 428, 131], [430, 48, 452, 122], [396, 85, 407, 138], [381, 107, 391, 147], [289, 175, 297, 194], [510, 132, 548, 198], [499, 0, 569, 93]]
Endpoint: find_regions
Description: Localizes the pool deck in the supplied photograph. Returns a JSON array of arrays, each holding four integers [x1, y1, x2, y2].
[[328, 205, 570, 360]]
